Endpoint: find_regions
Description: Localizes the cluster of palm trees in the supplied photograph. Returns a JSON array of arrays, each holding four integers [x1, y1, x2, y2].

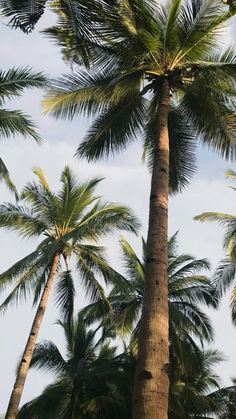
[[2, 0, 236, 418]]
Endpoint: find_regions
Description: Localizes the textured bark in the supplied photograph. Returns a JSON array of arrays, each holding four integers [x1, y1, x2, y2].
[[5, 253, 60, 419], [133, 78, 170, 419]]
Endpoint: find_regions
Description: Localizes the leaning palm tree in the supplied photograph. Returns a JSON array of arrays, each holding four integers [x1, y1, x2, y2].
[[42, 1, 236, 416], [17, 314, 131, 419], [0, 166, 138, 419], [195, 169, 236, 323], [0, 67, 45, 194]]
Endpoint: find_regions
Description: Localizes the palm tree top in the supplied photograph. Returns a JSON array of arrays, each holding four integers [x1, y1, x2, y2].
[[0, 166, 139, 240], [82, 233, 217, 344], [18, 314, 130, 419], [0, 166, 139, 313], [43, 0, 236, 193]]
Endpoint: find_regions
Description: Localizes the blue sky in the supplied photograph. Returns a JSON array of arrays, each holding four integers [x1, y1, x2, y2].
[[1, 6, 236, 413]]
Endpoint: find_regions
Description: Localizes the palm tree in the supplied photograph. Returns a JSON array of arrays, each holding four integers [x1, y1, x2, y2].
[[17, 317, 236, 419], [0, 166, 139, 419], [17, 314, 132, 419], [168, 343, 234, 418], [82, 233, 217, 351], [195, 169, 236, 322], [0, 67, 45, 194], [42, 1, 236, 416]]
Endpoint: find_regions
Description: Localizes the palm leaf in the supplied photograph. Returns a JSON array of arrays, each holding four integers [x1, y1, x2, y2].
[[0, 109, 42, 143], [0, 157, 18, 197], [55, 270, 75, 325], [0, 67, 46, 101], [0, 0, 47, 33], [77, 94, 147, 160], [30, 340, 67, 376]]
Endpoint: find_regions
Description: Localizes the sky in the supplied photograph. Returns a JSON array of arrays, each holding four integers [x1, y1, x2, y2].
[[1, 5, 236, 414]]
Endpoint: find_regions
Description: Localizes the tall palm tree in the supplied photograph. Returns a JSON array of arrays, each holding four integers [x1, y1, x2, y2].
[[0, 166, 139, 419], [42, 1, 236, 416], [0, 67, 45, 194], [195, 169, 236, 322], [17, 314, 131, 419], [82, 233, 217, 351]]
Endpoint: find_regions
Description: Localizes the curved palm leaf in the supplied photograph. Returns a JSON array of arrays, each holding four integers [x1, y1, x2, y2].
[[195, 171, 236, 322]]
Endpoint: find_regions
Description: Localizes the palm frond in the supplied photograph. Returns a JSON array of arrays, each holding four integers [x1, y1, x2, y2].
[[18, 380, 70, 419], [0, 202, 48, 237], [173, 0, 232, 65], [213, 259, 236, 296], [30, 340, 67, 376], [0, 157, 18, 197], [77, 93, 147, 160], [0, 109, 42, 143], [180, 84, 236, 160], [76, 254, 111, 306], [0, 0, 47, 33], [55, 270, 75, 325], [0, 254, 48, 312], [0, 249, 40, 293], [65, 202, 140, 243], [0, 67, 46, 101]]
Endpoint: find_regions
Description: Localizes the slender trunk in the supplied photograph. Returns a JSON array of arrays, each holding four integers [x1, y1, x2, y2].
[[133, 78, 170, 419], [5, 253, 60, 419]]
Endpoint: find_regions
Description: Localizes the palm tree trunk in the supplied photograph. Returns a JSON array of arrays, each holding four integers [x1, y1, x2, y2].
[[133, 78, 170, 419], [5, 253, 60, 419]]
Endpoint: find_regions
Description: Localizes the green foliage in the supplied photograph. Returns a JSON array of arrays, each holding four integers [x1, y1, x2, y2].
[[81, 233, 217, 345], [0, 0, 47, 32], [0, 167, 139, 315], [0, 67, 46, 193], [18, 310, 236, 419], [195, 171, 236, 323], [18, 315, 132, 419], [43, 0, 236, 193]]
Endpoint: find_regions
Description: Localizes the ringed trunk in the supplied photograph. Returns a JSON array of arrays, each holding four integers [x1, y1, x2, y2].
[[5, 253, 60, 419], [133, 78, 170, 419]]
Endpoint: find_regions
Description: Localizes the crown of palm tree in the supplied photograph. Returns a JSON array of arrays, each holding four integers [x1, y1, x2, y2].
[[18, 314, 131, 419], [81, 233, 217, 347], [43, 0, 236, 193], [0, 166, 139, 314]]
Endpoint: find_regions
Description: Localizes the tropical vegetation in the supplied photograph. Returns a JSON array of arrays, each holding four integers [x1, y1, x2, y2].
[[81, 234, 217, 347], [196, 169, 236, 322], [18, 314, 133, 419], [0, 166, 138, 418], [1, 1, 236, 419], [42, 0, 236, 416], [0, 67, 45, 194]]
